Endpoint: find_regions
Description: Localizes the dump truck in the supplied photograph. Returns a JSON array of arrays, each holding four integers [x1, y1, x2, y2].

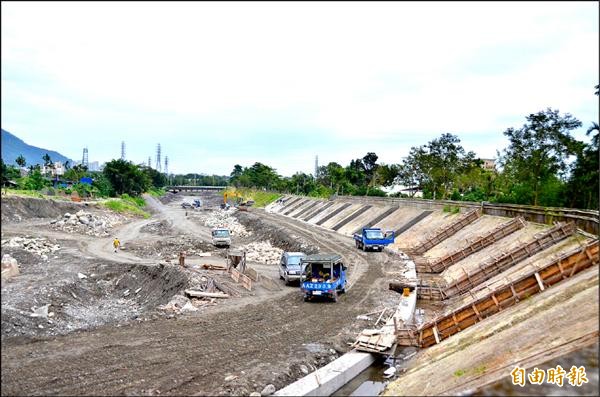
[[353, 227, 394, 251], [300, 254, 347, 302], [211, 228, 231, 248]]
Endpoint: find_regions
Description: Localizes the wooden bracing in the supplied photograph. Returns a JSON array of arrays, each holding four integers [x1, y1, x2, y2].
[[410, 209, 482, 255], [417, 217, 527, 273], [396, 240, 598, 348], [418, 222, 577, 300]]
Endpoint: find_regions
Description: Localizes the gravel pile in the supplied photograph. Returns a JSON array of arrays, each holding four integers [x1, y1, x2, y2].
[[240, 241, 283, 264], [1, 236, 60, 260], [49, 210, 126, 237], [198, 208, 251, 237]]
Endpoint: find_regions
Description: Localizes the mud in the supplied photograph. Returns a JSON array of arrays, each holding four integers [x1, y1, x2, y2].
[[1, 194, 396, 396]]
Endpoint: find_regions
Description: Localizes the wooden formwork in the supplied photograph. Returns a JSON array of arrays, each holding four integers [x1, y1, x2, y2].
[[417, 217, 527, 273], [417, 222, 577, 300], [396, 240, 599, 348], [410, 209, 482, 255]]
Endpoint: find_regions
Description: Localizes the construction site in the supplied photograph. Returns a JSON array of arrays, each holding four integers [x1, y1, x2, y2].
[[1, 190, 598, 396]]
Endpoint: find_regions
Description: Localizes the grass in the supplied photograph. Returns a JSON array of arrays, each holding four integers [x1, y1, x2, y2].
[[453, 369, 465, 377], [3, 189, 46, 198], [224, 187, 281, 208], [147, 188, 166, 197], [101, 195, 150, 218], [443, 205, 460, 214]]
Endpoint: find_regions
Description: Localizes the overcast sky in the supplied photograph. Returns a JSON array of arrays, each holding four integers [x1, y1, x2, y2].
[[2, 1, 598, 176]]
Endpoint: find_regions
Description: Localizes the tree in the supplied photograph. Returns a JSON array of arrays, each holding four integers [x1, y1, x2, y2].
[[102, 159, 151, 196], [1, 158, 20, 184], [229, 164, 244, 187], [397, 134, 476, 199], [566, 87, 599, 209], [15, 155, 26, 168], [498, 108, 582, 206], [64, 164, 88, 183], [141, 165, 167, 188]]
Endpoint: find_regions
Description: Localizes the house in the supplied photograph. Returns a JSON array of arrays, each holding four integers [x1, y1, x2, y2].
[[480, 158, 496, 171]]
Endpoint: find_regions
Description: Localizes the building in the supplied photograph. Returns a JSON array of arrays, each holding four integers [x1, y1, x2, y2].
[[42, 161, 66, 177], [88, 161, 100, 171], [481, 158, 496, 171]]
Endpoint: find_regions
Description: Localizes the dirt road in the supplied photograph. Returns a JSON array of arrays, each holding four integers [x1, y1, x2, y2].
[[1, 194, 404, 396]]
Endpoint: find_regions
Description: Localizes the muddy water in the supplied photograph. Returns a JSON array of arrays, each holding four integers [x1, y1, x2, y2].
[[471, 343, 599, 396]]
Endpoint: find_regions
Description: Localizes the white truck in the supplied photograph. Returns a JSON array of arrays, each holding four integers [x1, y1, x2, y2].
[[211, 228, 231, 248]]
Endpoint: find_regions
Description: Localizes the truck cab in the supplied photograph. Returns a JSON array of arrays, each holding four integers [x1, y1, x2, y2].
[[211, 228, 231, 248], [300, 254, 347, 302], [353, 228, 394, 251], [279, 252, 307, 285]]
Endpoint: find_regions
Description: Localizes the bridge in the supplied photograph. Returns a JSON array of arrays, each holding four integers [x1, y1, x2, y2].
[[166, 185, 226, 192]]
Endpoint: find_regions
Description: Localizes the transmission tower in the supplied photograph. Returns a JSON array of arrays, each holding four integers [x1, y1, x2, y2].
[[148, 156, 152, 168], [164, 156, 169, 175], [121, 141, 126, 160], [82, 147, 89, 168], [155, 144, 162, 172]]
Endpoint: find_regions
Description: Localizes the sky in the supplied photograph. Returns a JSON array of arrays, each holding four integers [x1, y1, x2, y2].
[[2, 1, 598, 177]]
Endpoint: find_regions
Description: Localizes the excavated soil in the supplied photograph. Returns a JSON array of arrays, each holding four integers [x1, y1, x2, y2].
[[1, 194, 399, 396]]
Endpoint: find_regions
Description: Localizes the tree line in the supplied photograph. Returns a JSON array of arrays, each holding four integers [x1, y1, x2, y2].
[[2, 87, 597, 210], [229, 105, 598, 210]]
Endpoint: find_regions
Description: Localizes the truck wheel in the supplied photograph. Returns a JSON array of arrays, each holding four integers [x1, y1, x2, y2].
[[304, 295, 310, 302], [362, 244, 367, 252], [341, 281, 347, 294], [285, 275, 290, 286], [332, 291, 338, 302]]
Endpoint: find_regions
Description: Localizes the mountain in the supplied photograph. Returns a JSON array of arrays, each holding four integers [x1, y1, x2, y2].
[[1, 129, 73, 167]]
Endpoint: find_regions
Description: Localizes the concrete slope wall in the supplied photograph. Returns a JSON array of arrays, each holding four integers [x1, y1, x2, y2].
[[337, 206, 391, 236], [320, 203, 362, 229]]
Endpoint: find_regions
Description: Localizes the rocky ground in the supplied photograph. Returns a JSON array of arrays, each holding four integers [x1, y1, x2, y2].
[[1, 192, 402, 397]]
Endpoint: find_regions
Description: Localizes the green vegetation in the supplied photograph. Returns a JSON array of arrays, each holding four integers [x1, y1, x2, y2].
[[147, 187, 166, 197], [101, 196, 150, 218], [223, 187, 280, 208], [453, 369, 465, 377], [443, 205, 461, 214]]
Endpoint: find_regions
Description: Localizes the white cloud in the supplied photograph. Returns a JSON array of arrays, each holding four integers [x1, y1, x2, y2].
[[1, 2, 598, 175]]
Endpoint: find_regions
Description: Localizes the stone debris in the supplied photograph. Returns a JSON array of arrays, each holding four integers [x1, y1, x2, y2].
[[1, 254, 20, 279], [30, 304, 51, 318], [2, 237, 60, 259], [239, 241, 283, 264], [49, 210, 127, 237], [197, 208, 251, 237], [260, 384, 276, 396]]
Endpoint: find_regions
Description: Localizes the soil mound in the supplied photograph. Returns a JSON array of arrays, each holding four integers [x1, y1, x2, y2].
[[1, 196, 86, 223]]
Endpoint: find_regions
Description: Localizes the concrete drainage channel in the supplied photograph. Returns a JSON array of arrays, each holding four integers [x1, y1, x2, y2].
[[274, 350, 377, 396]]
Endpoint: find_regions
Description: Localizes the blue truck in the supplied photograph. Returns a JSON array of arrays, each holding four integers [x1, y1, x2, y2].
[[353, 227, 395, 252], [300, 254, 347, 302]]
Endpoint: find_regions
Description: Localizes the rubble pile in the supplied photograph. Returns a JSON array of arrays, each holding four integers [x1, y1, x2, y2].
[[198, 208, 251, 237], [126, 235, 213, 260], [140, 220, 173, 235], [49, 210, 127, 236], [1, 236, 60, 260], [240, 241, 283, 264]]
